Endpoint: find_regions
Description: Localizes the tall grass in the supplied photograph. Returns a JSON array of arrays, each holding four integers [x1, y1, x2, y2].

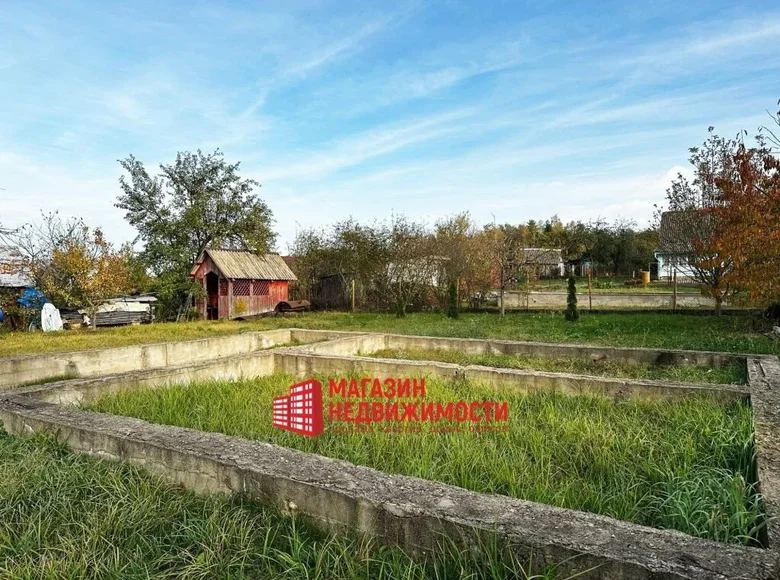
[[2, 311, 778, 358], [0, 431, 580, 579], [87, 374, 765, 545], [365, 348, 748, 385]]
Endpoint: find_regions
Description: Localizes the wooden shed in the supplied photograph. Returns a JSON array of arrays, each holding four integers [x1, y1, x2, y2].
[[191, 249, 297, 320]]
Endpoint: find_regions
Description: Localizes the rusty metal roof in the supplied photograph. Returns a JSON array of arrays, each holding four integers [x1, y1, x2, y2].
[[193, 249, 297, 281]]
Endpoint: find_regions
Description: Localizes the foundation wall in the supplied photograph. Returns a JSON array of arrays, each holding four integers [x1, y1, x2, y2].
[[381, 334, 745, 367], [0, 396, 774, 580], [502, 291, 719, 310], [0, 329, 293, 390], [1, 329, 777, 579]]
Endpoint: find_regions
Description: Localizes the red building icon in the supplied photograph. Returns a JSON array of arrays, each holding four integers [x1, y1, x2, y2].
[[272, 379, 324, 437]]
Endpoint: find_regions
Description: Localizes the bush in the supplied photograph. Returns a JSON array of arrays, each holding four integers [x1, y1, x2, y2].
[[565, 276, 580, 322], [447, 281, 459, 319]]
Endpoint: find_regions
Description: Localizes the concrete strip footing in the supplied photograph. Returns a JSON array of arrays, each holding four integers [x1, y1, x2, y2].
[[0, 329, 779, 578], [0, 396, 776, 580]]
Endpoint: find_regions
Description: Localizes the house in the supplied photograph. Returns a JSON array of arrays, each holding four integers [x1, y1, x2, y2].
[[518, 248, 565, 278], [191, 249, 297, 320], [654, 211, 702, 281], [0, 245, 33, 289]]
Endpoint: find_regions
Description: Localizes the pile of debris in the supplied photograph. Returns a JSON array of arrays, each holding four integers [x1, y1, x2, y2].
[[61, 295, 157, 327]]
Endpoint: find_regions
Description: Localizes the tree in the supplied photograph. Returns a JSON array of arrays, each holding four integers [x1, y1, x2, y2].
[[462, 229, 495, 308], [383, 217, 437, 318], [663, 129, 739, 314], [564, 276, 579, 322], [710, 142, 780, 308], [1, 212, 92, 280], [446, 281, 458, 319], [36, 229, 133, 329], [1, 213, 134, 329], [117, 150, 275, 319], [433, 213, 471, 313], [485, 224, 524, 315]]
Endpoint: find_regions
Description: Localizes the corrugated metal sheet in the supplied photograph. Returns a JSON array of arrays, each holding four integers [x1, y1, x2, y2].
[[193, 249, 297, 281], [0, 245, 33, 287]]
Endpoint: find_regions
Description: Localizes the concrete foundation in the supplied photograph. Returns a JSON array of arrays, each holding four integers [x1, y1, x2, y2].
[[0, 329, 778, 578], [501, 291, 720, 310]]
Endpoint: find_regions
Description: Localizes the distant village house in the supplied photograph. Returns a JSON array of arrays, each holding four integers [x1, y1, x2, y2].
[[654, 211, 700, 281], [0, 245, 33, 290], [518, 248, 565, 278]]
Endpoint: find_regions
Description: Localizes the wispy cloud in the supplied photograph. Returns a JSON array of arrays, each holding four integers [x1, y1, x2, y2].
[[1, 1, 779, 250]]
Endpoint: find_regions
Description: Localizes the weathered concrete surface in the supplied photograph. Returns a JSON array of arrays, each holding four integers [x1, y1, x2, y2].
[[502, 291, 720, 310], [11, 350, 277, 405], [274, 350, 748, 402], [292, 332, 389, 356], [0, 396, 775, 580], [6, 341, 746, 409], [1, 329, 748, 393], [748, 355, 780, 547], [1, 329, 776, 579], [380, 334, 745, 368], [0, 329, 294, 390]]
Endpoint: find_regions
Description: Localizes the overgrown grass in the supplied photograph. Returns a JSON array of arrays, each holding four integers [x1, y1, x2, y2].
[[365, 348, 748, 385], [1, 311, 778, 358], [87, 374, 765, 545], [0, 431, 577, 579]]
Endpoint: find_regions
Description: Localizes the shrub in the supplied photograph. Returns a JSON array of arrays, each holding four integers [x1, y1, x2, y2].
[[565, 276, 579, 322], [447, 281, 458, 319]]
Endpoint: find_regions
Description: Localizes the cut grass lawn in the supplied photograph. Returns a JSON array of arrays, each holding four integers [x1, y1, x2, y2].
[[364, 348, 748, 385], [0, 432, 571, 580], [1, 311, 778, 358], [87, 374, 765, 545]]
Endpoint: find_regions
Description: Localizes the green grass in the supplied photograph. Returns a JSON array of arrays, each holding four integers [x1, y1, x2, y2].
[[1, 311, 778, 358], [86, 374, 765, 545], [365, 348, 748, 385], [0, 431, 578, 579]]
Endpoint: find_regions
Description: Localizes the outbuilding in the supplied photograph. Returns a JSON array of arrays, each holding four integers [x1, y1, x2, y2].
[[191, 249, 297, 320]]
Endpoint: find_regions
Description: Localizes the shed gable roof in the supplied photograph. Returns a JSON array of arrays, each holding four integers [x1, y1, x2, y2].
[[193, 249, 297, 281]]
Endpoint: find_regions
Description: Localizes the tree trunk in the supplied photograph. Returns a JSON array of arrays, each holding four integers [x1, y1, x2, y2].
[[500, 287, 505, 316], [715, 295, 723, 316], [89, 306, 98, 330], [395, 297, 405, 318]]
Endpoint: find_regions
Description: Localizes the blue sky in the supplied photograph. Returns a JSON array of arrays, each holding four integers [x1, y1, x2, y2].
[[1, 1, 779, 251]]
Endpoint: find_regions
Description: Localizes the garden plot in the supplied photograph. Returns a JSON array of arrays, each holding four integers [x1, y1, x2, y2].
[[0, 329, 779, 579], [84, 373, 762, 545]]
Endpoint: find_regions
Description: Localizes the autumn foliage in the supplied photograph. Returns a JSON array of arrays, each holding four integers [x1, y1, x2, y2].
[[36, 228, 133, 328], [710, 145, 780, 308]]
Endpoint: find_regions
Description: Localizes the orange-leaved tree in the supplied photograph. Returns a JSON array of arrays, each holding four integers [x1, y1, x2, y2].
[[663, 129, 739, 314], [711, 143, 780, 308], [36, 228, 133, 329]]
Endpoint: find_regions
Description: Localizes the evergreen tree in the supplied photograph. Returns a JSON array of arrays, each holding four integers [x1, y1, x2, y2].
[[565, 276, 580, 322], [447, 281, 458, 319]]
